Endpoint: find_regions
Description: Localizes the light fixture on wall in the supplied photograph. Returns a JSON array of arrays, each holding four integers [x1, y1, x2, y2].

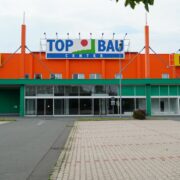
[[56, 32, 58, 39], [101, 33, 104, 39], [43, 32, 47, 39], [113, 32, 115, 39]]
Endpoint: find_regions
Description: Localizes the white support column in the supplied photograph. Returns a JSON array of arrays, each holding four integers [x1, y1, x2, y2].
[[178, 97, 180, 114]]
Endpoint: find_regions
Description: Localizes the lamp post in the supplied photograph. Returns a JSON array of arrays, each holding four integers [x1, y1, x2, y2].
[[119, 34, 127, 118], [119, 55, 122, 118]]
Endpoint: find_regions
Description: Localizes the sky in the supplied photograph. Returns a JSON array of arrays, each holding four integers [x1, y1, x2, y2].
[[0, 0, 179, 53]]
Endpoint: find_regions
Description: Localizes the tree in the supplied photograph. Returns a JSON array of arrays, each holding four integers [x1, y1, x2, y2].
[[116, 0, 154, 11]]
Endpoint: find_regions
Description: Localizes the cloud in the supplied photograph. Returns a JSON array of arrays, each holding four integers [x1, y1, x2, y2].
[[0, 0, 179, 53]]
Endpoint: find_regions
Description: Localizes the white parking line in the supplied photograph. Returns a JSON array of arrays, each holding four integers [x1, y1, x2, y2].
[[37, 121, 45, 126]]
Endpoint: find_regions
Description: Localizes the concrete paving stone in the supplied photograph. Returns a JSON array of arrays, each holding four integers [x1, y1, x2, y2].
[[55, 120, 180, 180]]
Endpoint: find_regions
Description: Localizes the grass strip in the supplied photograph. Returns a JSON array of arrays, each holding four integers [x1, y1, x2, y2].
[[78, 117, 131, 121], [0, 118, 16, 122]]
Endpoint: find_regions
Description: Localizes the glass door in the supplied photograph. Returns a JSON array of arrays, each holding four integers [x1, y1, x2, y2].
[[37, 99, 44, 115], [37, 99, 53, 115], [46, 99, 53, 115], [94, 99, 107, 115]]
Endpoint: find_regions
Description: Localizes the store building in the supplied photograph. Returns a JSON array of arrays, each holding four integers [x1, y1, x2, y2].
[[0, 22, 180, 117]]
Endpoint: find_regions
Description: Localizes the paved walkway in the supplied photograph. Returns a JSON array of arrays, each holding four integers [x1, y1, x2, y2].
[[52, 120, 180, 180]]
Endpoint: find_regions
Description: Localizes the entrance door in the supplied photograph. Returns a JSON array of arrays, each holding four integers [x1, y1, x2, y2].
[[37, 99, 53, 115], [94, 99, 106, 115], [37, 99, 44, 115], [46, 99, 53, 115], [107, 98, 119, 115]]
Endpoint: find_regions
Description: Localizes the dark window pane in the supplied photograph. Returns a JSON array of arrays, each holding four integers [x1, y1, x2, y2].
[[65, 86, 79, 96], [26, 86, 36, 96], [54, 99, 64, 115], [80, 85, 92, 96], [35, 74, 42, 79], [73, 74, 78, 79], [108, 98, 119, 114], [108, 85, 118, 96], [94, 99, 107, 115], [122, 99, 135, 114], [80, 99, 92, 114], [69, 99, 79, 115], [94, 85, 106, 94], [54, 86, 64, 96], [25, 74, 29, 79], [37, 99, 44, 115], [46, 99, 53, 115], [37, 86, 53, 95]]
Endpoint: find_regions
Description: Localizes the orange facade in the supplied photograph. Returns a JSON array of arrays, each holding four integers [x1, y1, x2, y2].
[[0, 24, 177, 79], [0, 52, 176, 79]]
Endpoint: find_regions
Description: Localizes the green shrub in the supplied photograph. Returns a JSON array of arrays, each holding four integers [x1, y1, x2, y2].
[[133, 109, 146, 120]]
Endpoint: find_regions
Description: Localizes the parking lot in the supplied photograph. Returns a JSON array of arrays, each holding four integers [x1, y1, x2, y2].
[[0, 117, 75, 180], [53, 120, 180, 180]]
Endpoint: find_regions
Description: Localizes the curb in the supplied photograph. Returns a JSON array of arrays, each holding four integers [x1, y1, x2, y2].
[[50, 121, 78, 180]]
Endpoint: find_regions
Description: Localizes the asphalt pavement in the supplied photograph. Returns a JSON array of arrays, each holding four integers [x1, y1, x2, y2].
[[0, 117, 75, 180]]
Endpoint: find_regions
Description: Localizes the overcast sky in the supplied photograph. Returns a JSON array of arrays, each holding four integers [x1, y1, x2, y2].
[[0, 0, 179, 53]]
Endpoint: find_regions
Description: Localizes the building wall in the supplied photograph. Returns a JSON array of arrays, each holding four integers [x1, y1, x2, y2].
[[0, 52, 175, 79], [1, 79, 180, 116], [0, 88, 20, 114]]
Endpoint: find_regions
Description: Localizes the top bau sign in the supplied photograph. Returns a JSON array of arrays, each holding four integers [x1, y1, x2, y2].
[[46, 39, 124, 59]]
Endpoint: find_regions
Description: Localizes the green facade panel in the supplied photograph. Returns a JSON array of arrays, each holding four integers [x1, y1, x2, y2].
[[146, 85, 151, 116], [178, 86, 180, 96], [169, 86, 178, 96], [0, 89, 20, 114], [160, 86, 169, 96], [1, 79, 180, 117], [151, 86, 159, 96], [135, 86, 146, 96], [1, 78, 180, 86], [122, 86, 134, 96]]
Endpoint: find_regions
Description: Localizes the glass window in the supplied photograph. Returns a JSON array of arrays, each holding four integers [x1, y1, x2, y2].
[[107, 98, 119, 115], [37, 86, 53, 95], [24, 74, 29, 79], [162, 73, 169, 79], [80, 85, 92, 96], [115, 73, 123, 79], [72, 74, 84, 79], [65, 86, 79, 96], [25, 99, 36, 115], [34, 74, 42, 79], [107, 85, 118, 96], [151, 99, 160, 114], [50, 74, 62, 79], [122, 98, 135, 114], [160, 98, 168, 112], [90, 74, 101, 79], [73, 74, 78, 79], [54, 99, 64, 115], [54, 86, 64, 96], [26, 86, 36, 96], [94, 99, 107, 115], [170, 98, 178, 114], [69, 99, 79, 115], [94, 85, 106, 94], [80, 99, 92, 114], [135, 99, 146, 110]]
